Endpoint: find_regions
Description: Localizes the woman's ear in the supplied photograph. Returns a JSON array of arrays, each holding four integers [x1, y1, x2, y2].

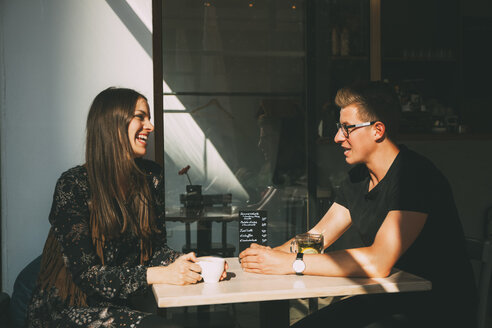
[[373, 121, 386, 142]]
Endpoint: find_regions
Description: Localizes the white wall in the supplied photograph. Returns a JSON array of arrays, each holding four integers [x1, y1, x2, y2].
[[0, 0, 154, 294]]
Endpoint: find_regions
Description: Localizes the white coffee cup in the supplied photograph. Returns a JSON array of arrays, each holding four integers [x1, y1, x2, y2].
[[197, 256, 225, 283]]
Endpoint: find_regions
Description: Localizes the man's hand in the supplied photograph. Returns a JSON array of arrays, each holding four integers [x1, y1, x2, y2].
[[248, 243, 271, 251], [239, 243, 295, 274]]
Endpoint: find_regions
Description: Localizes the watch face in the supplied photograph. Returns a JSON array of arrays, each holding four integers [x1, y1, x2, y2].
[[293, 259, 306, 273]]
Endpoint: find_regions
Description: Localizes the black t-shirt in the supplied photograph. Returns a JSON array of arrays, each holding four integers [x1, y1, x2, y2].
[[335, 145, 477, 324]]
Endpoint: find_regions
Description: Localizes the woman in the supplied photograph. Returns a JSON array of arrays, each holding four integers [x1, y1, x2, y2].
[[27, 87, 226, 327]]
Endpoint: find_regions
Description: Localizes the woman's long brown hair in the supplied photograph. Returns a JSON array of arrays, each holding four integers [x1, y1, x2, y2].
[[85, 87, 157, 265], [38, 88, 158, 306]]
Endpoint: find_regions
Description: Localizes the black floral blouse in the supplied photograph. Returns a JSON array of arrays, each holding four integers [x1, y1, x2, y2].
[[27, 159, 182, 327]]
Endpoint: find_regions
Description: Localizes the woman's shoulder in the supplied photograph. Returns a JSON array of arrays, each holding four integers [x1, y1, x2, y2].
[[59, 165, 86, 178], [56, 165, 88, 188]]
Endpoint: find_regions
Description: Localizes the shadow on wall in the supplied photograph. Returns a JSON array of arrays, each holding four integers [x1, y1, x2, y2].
[[105, 0, 152, 57]]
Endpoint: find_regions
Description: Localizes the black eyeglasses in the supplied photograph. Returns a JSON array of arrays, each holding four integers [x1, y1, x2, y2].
[[336, 121, 377, 138]]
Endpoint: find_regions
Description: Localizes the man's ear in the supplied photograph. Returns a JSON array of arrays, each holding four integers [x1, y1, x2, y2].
[[373, 121, 386, 141]]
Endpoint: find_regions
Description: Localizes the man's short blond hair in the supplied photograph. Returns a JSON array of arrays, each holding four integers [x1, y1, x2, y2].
[[334, 81, 400, 141]]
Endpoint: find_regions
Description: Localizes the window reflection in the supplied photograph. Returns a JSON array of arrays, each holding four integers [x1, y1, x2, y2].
[[240, 99, 306, 205], [162, 0, 307, 252]]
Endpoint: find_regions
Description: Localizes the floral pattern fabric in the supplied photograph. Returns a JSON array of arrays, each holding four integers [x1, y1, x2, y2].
[[27, 159, 182, 327]]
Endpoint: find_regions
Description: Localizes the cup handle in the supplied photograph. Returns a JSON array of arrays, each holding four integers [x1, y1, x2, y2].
[[290, 240, 297, 253]]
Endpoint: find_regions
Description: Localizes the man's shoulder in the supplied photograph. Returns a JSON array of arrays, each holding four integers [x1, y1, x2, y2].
[[398, 145, 441, 176], [394, 146, 451, 195]]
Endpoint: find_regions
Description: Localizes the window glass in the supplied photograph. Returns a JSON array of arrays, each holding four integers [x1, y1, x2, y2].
[[161, 0, 308, 254]]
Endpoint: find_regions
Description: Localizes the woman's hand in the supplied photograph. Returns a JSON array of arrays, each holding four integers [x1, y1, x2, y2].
[[239, 244, 295, 275], [147, 252, 202, 285]]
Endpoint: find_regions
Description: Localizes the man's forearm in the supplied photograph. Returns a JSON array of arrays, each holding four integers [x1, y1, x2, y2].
[[273, 239, 294, 253], [302, 247, 392, 278]]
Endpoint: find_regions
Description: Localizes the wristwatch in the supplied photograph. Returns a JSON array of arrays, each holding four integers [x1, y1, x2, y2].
[[292, 252, 305, 275]]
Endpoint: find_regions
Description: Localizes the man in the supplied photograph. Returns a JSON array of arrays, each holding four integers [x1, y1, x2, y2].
[[239, 81, 477, 327]]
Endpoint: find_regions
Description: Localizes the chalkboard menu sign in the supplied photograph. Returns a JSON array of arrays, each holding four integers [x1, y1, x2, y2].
[[239, 211, 267, 254]]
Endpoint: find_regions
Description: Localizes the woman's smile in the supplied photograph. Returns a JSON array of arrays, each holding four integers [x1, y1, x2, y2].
[[128, 98, 154, 157]]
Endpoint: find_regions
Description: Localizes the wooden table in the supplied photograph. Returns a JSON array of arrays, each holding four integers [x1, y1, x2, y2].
[[153, 257, 431, 327]]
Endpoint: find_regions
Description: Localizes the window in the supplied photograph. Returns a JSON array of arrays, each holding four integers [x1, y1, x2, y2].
[[155, 0, 311, 254]]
